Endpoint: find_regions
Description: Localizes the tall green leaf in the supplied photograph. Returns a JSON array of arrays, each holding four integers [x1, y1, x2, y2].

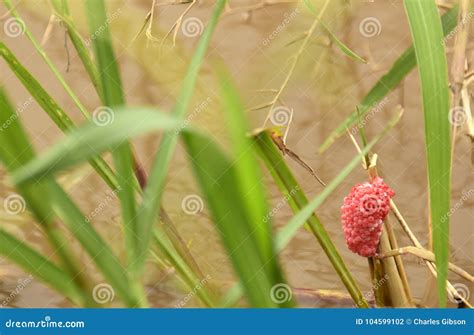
[[182, 131, 292, 307], [319, 6, 458, 152], [134, 0, 227, 275], [85, 0, 139, 270], [0, 42, 118, 190], [403, 0, 451, 307], [13, 109, 182, 184]]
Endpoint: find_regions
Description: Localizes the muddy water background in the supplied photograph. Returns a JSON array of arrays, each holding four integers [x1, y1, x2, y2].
[[0, 0, 472, 307]]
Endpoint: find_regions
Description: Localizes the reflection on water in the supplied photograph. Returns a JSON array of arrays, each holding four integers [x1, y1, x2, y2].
[[0, 0, 472, 307]]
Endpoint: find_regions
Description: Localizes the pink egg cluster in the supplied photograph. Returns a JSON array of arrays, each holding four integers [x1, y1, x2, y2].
[[341, 177, 395, 257]]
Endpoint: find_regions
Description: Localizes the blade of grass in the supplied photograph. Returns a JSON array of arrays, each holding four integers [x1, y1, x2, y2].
[[0, 229, 83, 304], [85, 0, 140, 281], [0, 88, 93, 306], [49, 0, 104, 102], [219, 69, 277, 272], [3, 0, 93, 120], [182, 130, 293, 307], [134, 0, 226, 275], [13, 108, 181, 184], [0, 42, 119, 191], [319, 6, 459, 152], [403, 0, 451, 307], [49, 183, 144, 307]]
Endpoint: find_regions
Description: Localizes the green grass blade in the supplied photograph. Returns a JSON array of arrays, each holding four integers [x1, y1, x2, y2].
[[50, 0, 104, 102], [0, 229, 83, 304], [85, 0, 139, 269], [49, 183, 143, 307], [152, 231, 215, 307], [3, 0, 93, 120], [0, 88, 93, 306], [182, 131, 292, 307], [134, 0, 226, 274], [302, 0, 366, 63], [319, 6, 458, 152], [0, 42, 118, 191], [403, 0, 451, 307], [219, 70, 276, 269], [13, 108, 181, 185]]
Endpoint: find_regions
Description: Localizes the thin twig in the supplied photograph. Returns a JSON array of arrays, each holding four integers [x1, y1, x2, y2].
[[376, 246, 474, 282]]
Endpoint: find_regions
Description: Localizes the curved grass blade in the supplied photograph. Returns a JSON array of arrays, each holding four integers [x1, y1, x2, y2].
[[219, 69, 276, 269], [85, 0, 140, 271], [403, 0, 451, 307], [13, 109, 181, 185], [182, 130, 293, 307], [0, 42, 118, 191], [134, 0, 226, 275], [50, 0, 104, 102], [0, 88, 93, 306], [49, 183, 145, 307], [0, 229, 84, 305], [302, 0, 366, 64], [319, 6, 459, 152]]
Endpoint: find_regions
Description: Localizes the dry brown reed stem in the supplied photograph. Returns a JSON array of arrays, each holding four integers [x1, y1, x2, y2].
[[389, 200, 473, 307], [376, 246, 474, 282]]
